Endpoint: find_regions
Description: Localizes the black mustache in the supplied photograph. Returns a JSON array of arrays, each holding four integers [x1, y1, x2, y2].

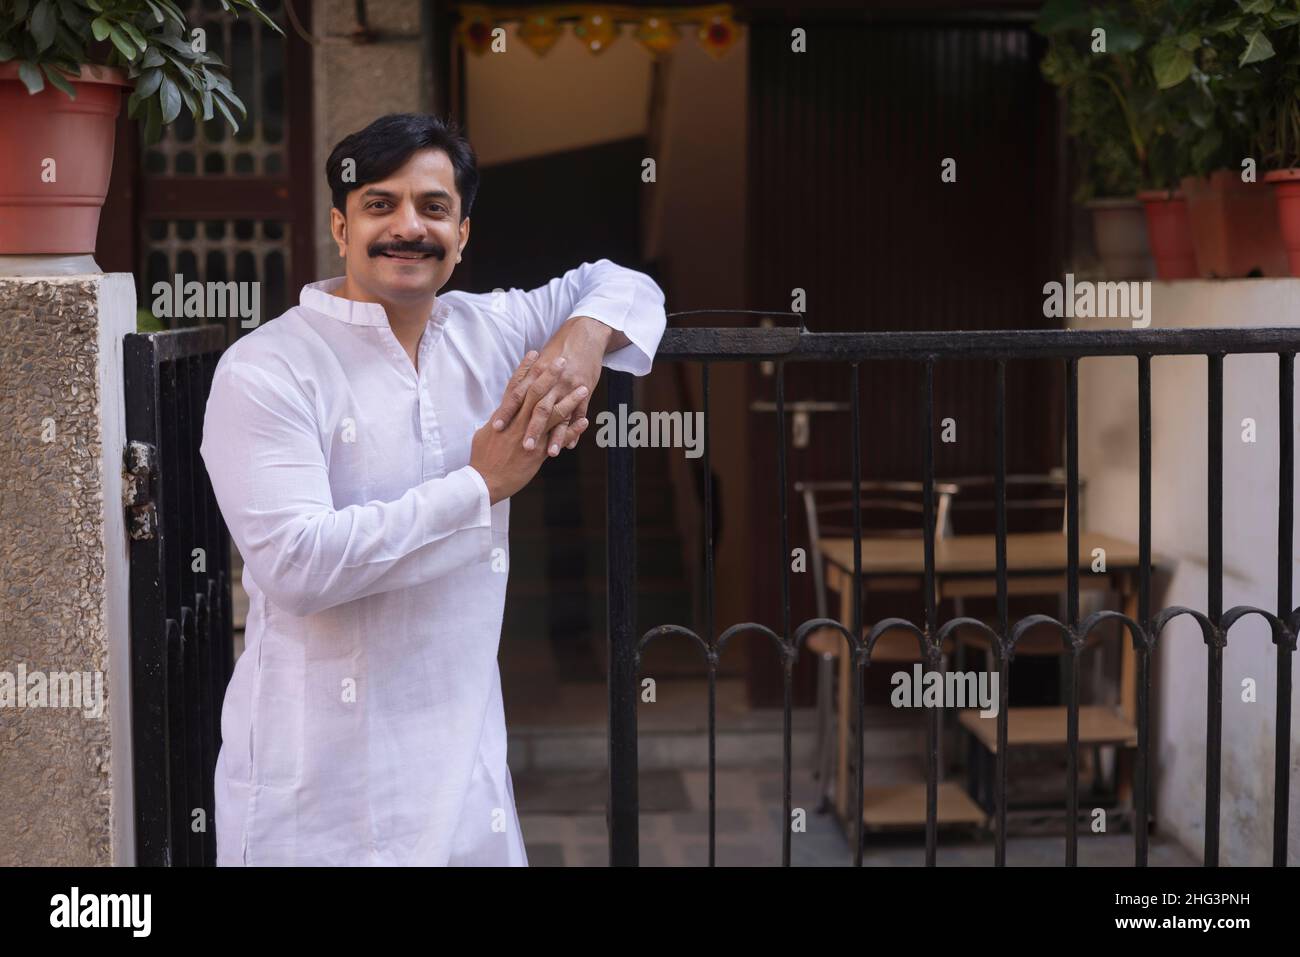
[[371, 241, 444, 259]]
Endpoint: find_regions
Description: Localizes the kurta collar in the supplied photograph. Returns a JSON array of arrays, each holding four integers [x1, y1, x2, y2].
[[300, 275, 452, 328]]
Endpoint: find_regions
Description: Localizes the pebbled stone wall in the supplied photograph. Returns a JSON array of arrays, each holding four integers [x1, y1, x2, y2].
[[0, 274, 134, 865]]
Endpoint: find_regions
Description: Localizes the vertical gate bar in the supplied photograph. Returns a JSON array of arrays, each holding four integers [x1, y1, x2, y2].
[[164, 617, 186, 865], [194, 349, 220, 866], [606, 370, 638, 866], [125, 334, 169, 866], [921, 359, 938, 866], [1136, 355, 1153, 866], [850, 363, 864, 867], [703, 362, 717, 868], [177, 356, 206, 867], [1274, 351, 1294, 867], [182, 605, 205, 865], [160, 357, 186, 862], [1206, 354, 1224, 867], [994, 359, 1009, 866], [1065, 357, 1080, 866], [776, 362, 793, 867]]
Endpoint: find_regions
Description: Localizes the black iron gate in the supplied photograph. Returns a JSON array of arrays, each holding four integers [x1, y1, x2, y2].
[[124, 326, 233, 867], [607, 324, 1300, 867]]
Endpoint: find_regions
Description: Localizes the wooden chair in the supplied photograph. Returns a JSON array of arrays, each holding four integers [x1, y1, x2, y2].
[[795, 480, 959, 813], [939, 473, 1139, 821]]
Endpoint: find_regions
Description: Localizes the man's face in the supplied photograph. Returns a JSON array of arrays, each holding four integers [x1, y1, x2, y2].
[[330, 147, 471, 303]]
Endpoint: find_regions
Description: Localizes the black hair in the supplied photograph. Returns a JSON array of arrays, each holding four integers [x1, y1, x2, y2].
[[325, 113, 479, 221]]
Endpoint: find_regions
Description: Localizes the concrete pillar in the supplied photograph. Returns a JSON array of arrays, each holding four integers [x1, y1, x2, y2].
[[0, 272, 137, 865]]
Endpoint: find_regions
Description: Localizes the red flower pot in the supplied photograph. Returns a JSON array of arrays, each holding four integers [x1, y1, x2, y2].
[[0, 63, 129, 255], [1138, 189, 1198, 279], [1263, 168, 1300, 277], [1180, 169, 1289, 277]]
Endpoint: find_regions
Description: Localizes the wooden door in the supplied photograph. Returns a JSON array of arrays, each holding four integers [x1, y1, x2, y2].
[[745, 9, 1067, 706]]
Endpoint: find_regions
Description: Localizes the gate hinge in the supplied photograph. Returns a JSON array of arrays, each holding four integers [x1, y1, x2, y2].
[[123, 440, 158, 541]]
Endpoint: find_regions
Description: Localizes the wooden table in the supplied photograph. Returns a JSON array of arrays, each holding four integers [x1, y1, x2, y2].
[[819, 531, 1150, 829]]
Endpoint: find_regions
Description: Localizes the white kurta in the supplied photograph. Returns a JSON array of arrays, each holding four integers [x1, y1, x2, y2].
[[200, 260, 667, 865]]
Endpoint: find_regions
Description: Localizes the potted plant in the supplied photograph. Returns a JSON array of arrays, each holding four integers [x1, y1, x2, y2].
[[1162, 2, 1293, 277], [1037, 0, 1212, 279], [1040, 17, 1154, 276], [0, 0, 282, 259], [1232, 4, 1300, 274]]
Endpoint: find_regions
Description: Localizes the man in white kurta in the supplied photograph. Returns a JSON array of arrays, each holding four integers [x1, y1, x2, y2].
[[200, 259, 666, 865]]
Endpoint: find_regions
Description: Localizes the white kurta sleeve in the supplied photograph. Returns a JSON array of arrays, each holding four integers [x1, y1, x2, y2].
[[496, 258, 667, 376], [200, 359, 494, 618]]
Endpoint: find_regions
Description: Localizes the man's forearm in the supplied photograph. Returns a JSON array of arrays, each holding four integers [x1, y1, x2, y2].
[[570, 314, 630, 352]]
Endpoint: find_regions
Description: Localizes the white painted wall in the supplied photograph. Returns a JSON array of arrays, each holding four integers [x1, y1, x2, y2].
[[1071, 279, 1300, 864]]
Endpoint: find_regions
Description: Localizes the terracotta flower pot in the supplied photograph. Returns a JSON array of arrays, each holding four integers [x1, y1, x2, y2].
[[1137, 189, 1198, 279], [1179, 169, 1289, 278], [1084, 197, 1154, 279], [1263, 168, 1300, 277], [0, 63, 130, 256]]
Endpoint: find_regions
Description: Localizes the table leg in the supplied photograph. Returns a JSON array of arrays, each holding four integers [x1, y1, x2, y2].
[[1117, 572, 1138, 809], [832, 566, 854, 823]]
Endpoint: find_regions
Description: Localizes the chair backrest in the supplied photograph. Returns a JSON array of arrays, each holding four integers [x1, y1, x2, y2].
[[939, 471, 1087, 536], [794, 480, 959, 618]]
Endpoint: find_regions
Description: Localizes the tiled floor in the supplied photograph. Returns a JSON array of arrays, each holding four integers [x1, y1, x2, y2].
[[517, 766, 1200, 867]]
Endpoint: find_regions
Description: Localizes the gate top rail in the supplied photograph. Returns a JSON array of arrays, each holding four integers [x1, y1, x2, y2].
[[654, 325, 1300, 362], [127, 325, 227, 365]]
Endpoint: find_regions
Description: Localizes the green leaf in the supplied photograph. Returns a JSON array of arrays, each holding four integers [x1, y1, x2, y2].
[[90, 17, 110, 41], [120, 21, 148, 51], [31, 0, 58, 52], [1240, 30, 1276, 66], [144, 0, 166, 23], [144, 95, 162, 144], [1104, 24, 1143, 54], [1151, 42, 1194, 88], [159, 75, 181, 123], [1192, 128, 1223, 170], [0, 40, 15, 62], [177, 81, 198, 117], [154, 33, 195, 55], [53, 23, 82, 60], [86, 0, 102, 10], [221, 85, 246, 119], [201, 87, 213, 120], [211, 90, 239, 133], [14, 0, 30, 21], [1207, 17, 1242, 34], [41, 62, 77, 99], [1187, 97, 1214, 129], [135, 66, 163, 98], [108, 26, 138, 61], [1035, 0, 1091, 34], [156, 0, 188, 26], [1240, 0, 1274, 13], [142, 48, 165, 68], [1176, 32, 1201, 53], [55, 0, 87, 32], [17, 60, 44, 94]]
